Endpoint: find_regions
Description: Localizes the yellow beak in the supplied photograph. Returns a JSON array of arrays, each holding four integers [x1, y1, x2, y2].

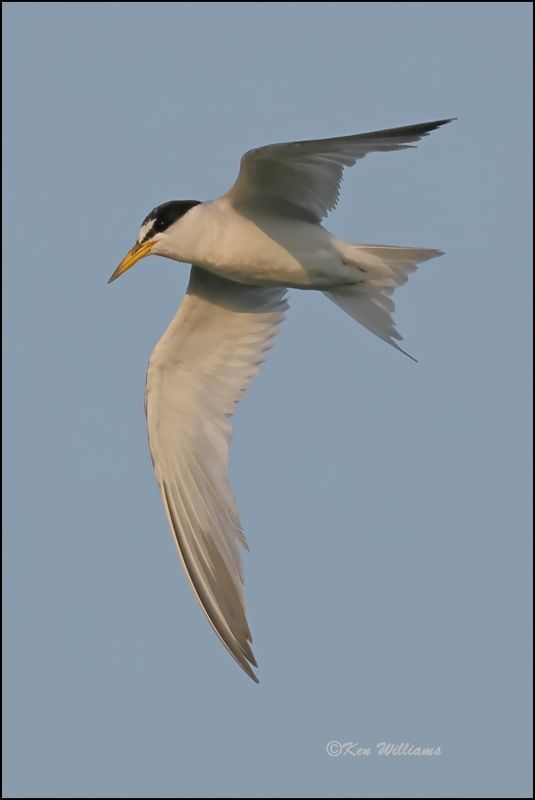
[[108, 240, 155, 283]]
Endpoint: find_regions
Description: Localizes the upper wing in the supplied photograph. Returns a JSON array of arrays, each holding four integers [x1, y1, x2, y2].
[[225, 119, 454, 222], [145, 266, 288, 682]]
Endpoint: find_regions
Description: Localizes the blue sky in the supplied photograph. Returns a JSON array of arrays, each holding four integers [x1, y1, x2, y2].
[[3, 3, 532, 797]]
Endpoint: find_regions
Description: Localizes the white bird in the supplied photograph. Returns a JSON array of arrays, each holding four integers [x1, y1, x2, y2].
[[109, 119, 453, 682]]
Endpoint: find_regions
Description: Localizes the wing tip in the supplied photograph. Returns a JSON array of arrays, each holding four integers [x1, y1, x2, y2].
[[383, 117, 456, 143], [239, 656, 260, 683], [419, 117, 457, 132], [431, 117, 457, 126], [398, 345, 418, 363]]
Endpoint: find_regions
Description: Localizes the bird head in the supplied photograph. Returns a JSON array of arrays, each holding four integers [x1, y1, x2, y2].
[[108, 200, 201, 283]]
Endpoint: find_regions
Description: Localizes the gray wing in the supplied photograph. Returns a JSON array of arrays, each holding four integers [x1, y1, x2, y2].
[[225, 119, 454, 222], [145, 266, 288, 682]]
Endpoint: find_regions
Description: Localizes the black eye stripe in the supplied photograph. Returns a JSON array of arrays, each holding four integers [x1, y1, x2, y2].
[[141, 200, 201, 242]]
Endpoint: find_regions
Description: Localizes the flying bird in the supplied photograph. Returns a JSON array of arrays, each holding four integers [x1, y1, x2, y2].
[[109, 119, 453, 682]]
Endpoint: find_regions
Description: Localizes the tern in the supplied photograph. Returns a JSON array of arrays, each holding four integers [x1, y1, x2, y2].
[[109, 119, 453, 682]]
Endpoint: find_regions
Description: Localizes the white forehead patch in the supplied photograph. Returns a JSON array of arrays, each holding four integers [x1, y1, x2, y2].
[[137, 219, 156, 244]]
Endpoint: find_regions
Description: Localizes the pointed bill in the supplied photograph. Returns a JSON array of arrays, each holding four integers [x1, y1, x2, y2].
[[108, 240, 155, 283]]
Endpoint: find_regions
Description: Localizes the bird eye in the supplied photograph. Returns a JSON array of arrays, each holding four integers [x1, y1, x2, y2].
[[154, 218, 166, 231]]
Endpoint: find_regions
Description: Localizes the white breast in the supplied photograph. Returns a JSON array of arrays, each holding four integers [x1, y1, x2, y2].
[[161, 199, 352, 289]]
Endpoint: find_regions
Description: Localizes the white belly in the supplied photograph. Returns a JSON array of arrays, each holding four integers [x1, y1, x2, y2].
[[176, 200, 359, 289]]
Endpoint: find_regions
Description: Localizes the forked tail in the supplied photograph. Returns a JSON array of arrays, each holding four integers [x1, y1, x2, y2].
[[325, 244, 443, 360]]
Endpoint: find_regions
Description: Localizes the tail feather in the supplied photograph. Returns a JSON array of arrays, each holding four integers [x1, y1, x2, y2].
[[325, 244, 443, 360]]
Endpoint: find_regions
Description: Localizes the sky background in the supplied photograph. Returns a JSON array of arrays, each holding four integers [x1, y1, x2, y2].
[[3, 3, 533, 798]]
